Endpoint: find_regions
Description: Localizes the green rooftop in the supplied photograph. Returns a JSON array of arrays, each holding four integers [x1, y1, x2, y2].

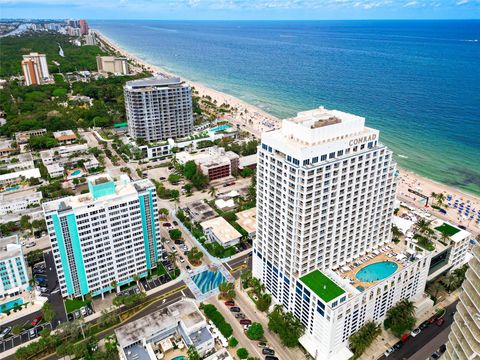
[[299, 270, 345, 303], [435, 223, 460, 237]]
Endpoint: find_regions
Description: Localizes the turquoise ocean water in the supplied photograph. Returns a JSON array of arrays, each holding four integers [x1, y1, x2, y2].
[[91, 20, 480, 195]]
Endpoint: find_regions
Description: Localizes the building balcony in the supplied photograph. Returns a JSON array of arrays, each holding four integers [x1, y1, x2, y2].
[[452, 318, 480, 356], [462, 280, 480, 314], [457, 301, 480, 335], [448, 327, 469, 360]]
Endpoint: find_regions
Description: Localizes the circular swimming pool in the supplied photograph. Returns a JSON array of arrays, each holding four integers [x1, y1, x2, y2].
[[356, 261, 398, 282]]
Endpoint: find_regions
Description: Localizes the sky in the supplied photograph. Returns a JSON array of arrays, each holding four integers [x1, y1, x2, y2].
[[1, 0, 479, 20]]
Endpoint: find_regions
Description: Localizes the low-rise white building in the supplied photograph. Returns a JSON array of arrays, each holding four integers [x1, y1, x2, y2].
[[200, 216, 242, 248], [0, 235, 29, 298], [46, 163, 64, 178], [15, 129, 47, 144], [0, 189, 43, 216], [0, 168, 41, 186], [115, 298, 214, 360], [235, 207, 256, 239], [0, 153, 35, 172]]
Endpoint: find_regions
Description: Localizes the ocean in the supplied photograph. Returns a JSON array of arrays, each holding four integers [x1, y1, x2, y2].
[[91, 20, 480, 195]]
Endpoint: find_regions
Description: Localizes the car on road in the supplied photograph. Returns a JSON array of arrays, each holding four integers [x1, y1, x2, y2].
[[0, 327, 12, 339], [384, 347, 395, 357], [393, 341, 403, 350], [257, 342, 268, 348], [235, 313, 245, 319], [436, 317, 445, 326], [239, 319, 251, 325], [411, 328, 421, 337], [419, 320, 430, 330], [224, 300, 235, 306], [262, 348, 275, 355], [229, 306, 241, 313], [264, 357, 278, 360], [31, 315, 42, 326]]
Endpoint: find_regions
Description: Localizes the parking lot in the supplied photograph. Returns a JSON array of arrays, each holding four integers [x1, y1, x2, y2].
[[0, 322, 52, 353]]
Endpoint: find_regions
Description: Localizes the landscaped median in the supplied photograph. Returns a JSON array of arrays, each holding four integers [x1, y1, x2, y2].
[[200, 303, 233, 338]]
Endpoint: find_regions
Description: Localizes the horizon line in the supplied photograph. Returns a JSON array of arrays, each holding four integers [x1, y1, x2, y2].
[[2, 17, 480, 21]]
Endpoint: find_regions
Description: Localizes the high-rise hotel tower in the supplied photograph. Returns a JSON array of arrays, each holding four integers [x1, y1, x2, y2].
[[21, 52, 50, 86], [444, 245, 480, 360], [253, 107, 432, 359], [43, 174, 162, 298]]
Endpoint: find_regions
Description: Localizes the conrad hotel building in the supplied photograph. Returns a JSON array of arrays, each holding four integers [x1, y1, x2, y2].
[[253, 107, 432, 359]]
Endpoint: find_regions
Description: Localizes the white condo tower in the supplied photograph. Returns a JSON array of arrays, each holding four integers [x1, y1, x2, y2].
[[253, 107, 432, 359]]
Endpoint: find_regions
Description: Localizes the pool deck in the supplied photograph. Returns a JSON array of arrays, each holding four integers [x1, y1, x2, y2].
[[335, 243, 406, 291]]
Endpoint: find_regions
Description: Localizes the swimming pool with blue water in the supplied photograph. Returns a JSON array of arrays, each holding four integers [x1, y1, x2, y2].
[[209, 124, 232, 132], [356, 261, 398, 282], [191, 270, 226, 294]]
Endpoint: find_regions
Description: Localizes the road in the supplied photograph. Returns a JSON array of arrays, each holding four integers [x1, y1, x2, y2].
[[381, 300, 458, 360], [1, 283, 194, 360]]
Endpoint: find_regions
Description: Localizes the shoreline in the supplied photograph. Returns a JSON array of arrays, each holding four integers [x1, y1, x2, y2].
[[93, 29, 480, 234]]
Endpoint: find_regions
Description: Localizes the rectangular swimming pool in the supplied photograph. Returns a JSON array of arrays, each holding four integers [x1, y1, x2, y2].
[[209, 124, 232, 132], [0, 298, 24, 313]]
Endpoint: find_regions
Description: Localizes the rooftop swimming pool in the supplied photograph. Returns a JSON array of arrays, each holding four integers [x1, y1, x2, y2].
[[191, 270, 226, 294], [356, 261, 398, 282], [0, 298, 24, 313], [209, 124, 232, 132]]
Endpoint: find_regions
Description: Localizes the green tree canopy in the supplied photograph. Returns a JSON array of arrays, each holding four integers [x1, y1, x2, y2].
[[246, 322, 264, 340]]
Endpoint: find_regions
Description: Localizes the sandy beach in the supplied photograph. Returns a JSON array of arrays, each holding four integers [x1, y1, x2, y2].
[[94, 29, 480, 236]]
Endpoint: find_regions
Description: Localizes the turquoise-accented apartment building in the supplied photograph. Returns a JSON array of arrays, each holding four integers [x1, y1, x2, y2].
[[0, 235, 29, 298], [43, 174, 163, 298]]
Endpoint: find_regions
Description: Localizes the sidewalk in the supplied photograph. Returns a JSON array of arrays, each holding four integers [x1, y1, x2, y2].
[[234, 281, 307, 360], [361, 291, 460, 360]]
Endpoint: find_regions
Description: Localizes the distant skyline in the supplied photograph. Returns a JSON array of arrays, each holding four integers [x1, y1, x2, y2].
[[1, 0, 480, 20]]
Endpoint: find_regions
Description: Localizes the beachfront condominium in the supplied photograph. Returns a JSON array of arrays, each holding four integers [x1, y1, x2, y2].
[[443, 245, 480, 360], [252, 107, 432, 359], [96, 56, 129, 75], [21, 52, 50, 86], [79, 19, 89, 35], [1, 235, 29, 298], [124, 76, 194, 142], [43, 174, 163, 299]]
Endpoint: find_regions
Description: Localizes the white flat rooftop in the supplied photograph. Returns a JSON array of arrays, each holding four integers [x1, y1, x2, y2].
[[200, 216, 242, 245]]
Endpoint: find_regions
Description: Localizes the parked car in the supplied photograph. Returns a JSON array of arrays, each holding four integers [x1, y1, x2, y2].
[[31, 315, 42, 326], [264, 357, 278, 360], [401, 333, 411, 342], [80, 307, 87, 316], [229, 306, 241, 313], [29, 328, 36, 338], [411, 328, 421, 337], [179, 256, 185, 263], [224, 300, 235, 306], [174, 239, 184, 245], [243, 324, 251, 330], [67, 313, 74, 321], [436, 317, 445, 326], [0, 327, 12, 339], [172, 221, 178, 226], [26, 242, 36, 248], [257, 342, 268, 348], [428, 315, 438, 324], [384, 347, 395, 357], [439, 344, 447, 353], [419, 320, 430, 330], [162, 223, 172, 227], [239, 319, 251, 325], [262, 348, 275, 355], [235, 313, 245, 319], [393, 341, 403, 350], [430, 352, 441, 360], [458, 225, 467, 230]]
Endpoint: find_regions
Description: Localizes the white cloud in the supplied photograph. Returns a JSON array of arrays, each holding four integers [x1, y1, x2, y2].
[[403, 0, 417, 7], [456, 0, 469, 5]]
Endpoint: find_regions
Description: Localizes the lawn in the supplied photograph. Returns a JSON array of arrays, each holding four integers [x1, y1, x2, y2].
[[151, 264, 167, 277], [434, 223, 460, 237], [64, 298, 90, 314], [299, 269, 345, 303]]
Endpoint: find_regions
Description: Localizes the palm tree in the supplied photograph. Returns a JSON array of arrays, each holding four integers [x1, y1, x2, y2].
[[439, 231, 451, 245], [415, 218, 432, 236], [349, 321, 381, 358], [168, 252, 178, 270], [132, 274, 140, 286], [208, 186, 217, 198], [159, 208, 169, 220], [218, 282, 236, 300], [110, 280, 118, 293]]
